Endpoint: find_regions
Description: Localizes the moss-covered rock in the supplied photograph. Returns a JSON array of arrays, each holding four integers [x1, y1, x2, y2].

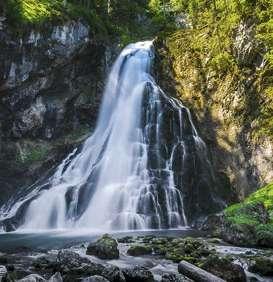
[[127, 245, 152, 256], [117, 236, 134, 244], [248, 256, 273, 276], [221, 183, 273, 248], [149, 237, 213, 264], [200, 255, 246, 282], [86, 234, 119, 260]]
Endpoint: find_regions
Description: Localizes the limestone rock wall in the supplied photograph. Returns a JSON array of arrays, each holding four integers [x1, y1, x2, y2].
[[0, 20, 117, 204], [155, 21, 273, 202]]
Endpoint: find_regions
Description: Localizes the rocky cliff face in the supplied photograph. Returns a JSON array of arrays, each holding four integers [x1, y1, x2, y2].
[[0, 20, 116, 204], [155, 21, 273, 202]]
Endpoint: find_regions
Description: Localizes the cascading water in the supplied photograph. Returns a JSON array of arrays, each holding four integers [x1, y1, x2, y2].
[[0, 41, 222, 231]]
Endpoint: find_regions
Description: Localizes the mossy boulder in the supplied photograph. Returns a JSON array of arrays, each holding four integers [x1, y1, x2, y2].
[[200, 255, 246, 282], [127, 245, 152, 256], [248, 257, 273, 276], [150, 237, 213, 263], [220, 183, 273, 248], [86, 234, 119, 260], [117, 236, 134, 244]]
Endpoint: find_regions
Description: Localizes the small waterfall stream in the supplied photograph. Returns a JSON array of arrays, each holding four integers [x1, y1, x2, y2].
[[0, 41, 221, 231]]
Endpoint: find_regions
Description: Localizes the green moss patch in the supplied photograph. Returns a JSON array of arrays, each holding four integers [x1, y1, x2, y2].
[[223, 182, 273, 247]]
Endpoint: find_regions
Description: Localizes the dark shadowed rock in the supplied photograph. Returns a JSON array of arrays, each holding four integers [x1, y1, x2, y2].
[[117, 236, 134, 243], [248, 257, 273, 276], [101, 265, 125, 282], [57, 250, 90, 269], [33, 254, 59, 270], [161, 273, 193, 282], [57, 250, 105, 278], [122, 266, 154, 282], [87, 234, 119, 259], [48, 272, 63, 282], [82, 275, 110, 282]]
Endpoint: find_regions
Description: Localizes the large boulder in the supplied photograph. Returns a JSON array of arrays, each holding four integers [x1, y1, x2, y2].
[[36, 250, 124, 282], [87, 234, 119, 260], [127, 245, 152, 256], [33, 254, 60, 270], [248, 257, 273, 276], [200, 255, 246, 282], [163, 238, 212, 263], [178, 261, 225, 282], [202, 201, 273, 248], [122, 266, 154, 282], [101, 265, 125, 282], [57, 250, 91, 270], [56, 250, 105, 279]]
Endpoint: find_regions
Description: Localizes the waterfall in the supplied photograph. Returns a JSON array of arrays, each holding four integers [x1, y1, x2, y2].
[[0, 41, 222, 231]]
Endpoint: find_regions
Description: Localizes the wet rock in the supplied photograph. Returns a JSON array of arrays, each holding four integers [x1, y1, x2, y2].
[[56, 249, 125, 281], [57, 250, 90, 268], [57, 249, 105, 277], [122, 266, 154, 282], [161, 273, 193, 282], [86, 234, 119, 260], [206, 238, 223, 244], [18, 273, 46, 282], [48, 272, 63, 282], [82, 276, 110, 282], [101, 264, 125, 282], [33, 255, 59, 270], [163, 238, 212, 263], [127, 245, 152, 256], [117, 236, 134, 244], [141, 236, 156, 243], [178, 260, 225, 282], [200, 255, 246, 282], [0, 265, 7, 281], [248, 256, 273, 276]]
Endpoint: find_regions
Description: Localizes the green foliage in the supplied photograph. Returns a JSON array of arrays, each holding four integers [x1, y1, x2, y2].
[[246, 182, 273, 216], [17, 144, 49, 164], [210, 52, 235, 74], [149, 0, 163, 14], [160, 0, 273, 140], [225, 202, 265, 226], [4, 0, 158, 43], [225, 182, 273, 221], [6, 0, 63, 25]]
